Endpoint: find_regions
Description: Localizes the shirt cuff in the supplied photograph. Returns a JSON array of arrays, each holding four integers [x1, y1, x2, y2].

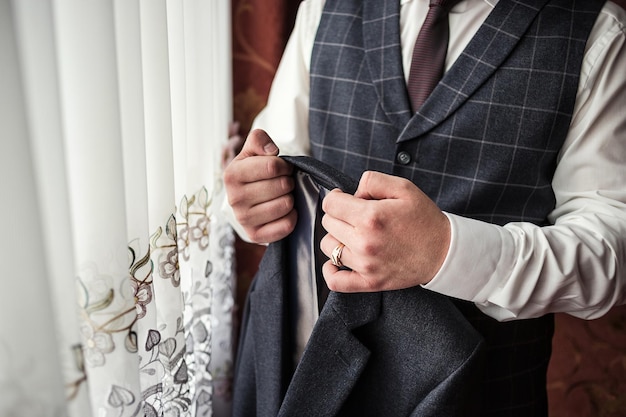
[[219, 193, 257, 244], [423, 212, 515, 304]]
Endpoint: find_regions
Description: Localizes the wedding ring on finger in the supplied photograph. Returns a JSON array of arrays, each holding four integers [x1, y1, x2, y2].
[[331, 243, 345, 268]]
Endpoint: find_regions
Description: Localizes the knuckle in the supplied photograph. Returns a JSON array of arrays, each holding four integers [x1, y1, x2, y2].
[[268, 213, 297, 243], [278, 217, 296, 239], [265, 157, 284, 178], [325, 276, 338, 292], [397, 175, 413, 189], [234, 210, 253, 227], [227, 190, 242, 206], [223, 165, 238, 187], [266, 195, 292, 219], [321, 189, 339, 211], [359, 258, 379, 276], [247, 230, 265, 244], [278, 175, 294, 194], [362, 240, 381, 257], [277, 194, 294, 215], [361, 170, 374, 185], [361, 210, 385, 232]]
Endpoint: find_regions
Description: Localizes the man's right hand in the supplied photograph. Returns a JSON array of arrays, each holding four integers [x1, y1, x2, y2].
[[223, 129, 297, 244]]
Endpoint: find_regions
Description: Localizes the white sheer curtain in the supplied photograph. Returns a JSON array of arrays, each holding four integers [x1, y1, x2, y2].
[[1, 0, 235, 416]]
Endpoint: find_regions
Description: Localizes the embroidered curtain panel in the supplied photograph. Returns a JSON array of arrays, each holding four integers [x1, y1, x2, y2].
[[1, 0, 235, 416]]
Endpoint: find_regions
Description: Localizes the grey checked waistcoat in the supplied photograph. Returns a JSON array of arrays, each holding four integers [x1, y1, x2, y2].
[[309, 0, 605, 415]]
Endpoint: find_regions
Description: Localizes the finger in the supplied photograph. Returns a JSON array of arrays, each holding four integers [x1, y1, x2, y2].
[[321, 189, 367, 227], [322, 261, 380, 293], [236, 129, 280, 159], [320, 233, 352, 268], [226, 154, 294, 185], [354, 171, 414, 200], [247, 209, 298, 244], [239, 193, 295, 228], [230, 174, 294, 207], [320, 212, 355, 255]]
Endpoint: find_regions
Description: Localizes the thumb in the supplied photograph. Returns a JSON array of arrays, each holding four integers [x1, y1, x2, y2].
[[236, 129, 280, 159], [354, 171, 412, 200]]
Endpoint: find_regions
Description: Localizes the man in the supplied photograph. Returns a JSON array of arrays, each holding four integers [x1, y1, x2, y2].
[[225, 0, 626, 414]]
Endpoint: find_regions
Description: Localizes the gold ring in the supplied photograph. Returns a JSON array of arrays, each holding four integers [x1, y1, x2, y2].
[[331, 243, 345, 268]]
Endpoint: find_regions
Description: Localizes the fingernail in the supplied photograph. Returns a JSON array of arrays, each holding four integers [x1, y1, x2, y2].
[[264, 142, 278, 154]]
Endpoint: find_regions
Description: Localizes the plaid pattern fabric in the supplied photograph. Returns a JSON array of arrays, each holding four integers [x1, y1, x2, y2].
[[310, 0, 604, 225], [309, 0, 605, 415]]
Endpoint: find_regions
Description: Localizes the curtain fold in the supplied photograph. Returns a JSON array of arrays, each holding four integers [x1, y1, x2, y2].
[[1, 0, 235, 416]]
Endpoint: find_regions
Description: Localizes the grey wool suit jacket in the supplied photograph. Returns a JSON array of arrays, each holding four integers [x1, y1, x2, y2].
[[232, 156, 485, 417]]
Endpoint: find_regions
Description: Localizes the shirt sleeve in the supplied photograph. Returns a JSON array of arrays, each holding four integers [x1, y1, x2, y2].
[[424, 3, 626, 321], [250, 0, 324, 156]]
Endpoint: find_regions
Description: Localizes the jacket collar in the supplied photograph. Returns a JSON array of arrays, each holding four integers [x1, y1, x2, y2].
[[279, 292, 382, 416], [250, 246, 383, 416]]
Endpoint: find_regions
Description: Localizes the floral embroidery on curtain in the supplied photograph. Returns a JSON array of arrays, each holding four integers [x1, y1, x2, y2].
[[1, 0, 235, 416]]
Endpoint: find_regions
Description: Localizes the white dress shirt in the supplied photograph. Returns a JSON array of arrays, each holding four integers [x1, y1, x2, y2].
[[246, 0, 626, 321]]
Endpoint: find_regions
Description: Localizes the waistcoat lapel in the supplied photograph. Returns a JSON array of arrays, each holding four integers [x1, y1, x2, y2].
[[278, 292, 381, 417], [399, 0, 550, 142], [362, 0, 413, 131]]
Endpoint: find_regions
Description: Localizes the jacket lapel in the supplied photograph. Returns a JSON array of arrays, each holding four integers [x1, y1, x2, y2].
[[398, 0, 550, 142], [249, 242, 292, 416], [362, 0, 413, 131], [278, 292, 381, 417]]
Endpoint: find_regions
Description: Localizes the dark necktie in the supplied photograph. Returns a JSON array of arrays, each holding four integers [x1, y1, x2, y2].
[[407, 0, 459, 112]]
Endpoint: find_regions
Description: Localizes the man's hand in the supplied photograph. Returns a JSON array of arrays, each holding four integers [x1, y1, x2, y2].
[[320, 171, 451, 292], [223, 129, 297, 244]]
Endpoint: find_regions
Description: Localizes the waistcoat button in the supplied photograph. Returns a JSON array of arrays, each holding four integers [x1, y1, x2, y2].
[[396, 151, 412, 165]]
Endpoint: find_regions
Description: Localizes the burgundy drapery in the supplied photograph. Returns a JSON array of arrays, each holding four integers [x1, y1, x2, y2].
[[230, 1, 626, 415]]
